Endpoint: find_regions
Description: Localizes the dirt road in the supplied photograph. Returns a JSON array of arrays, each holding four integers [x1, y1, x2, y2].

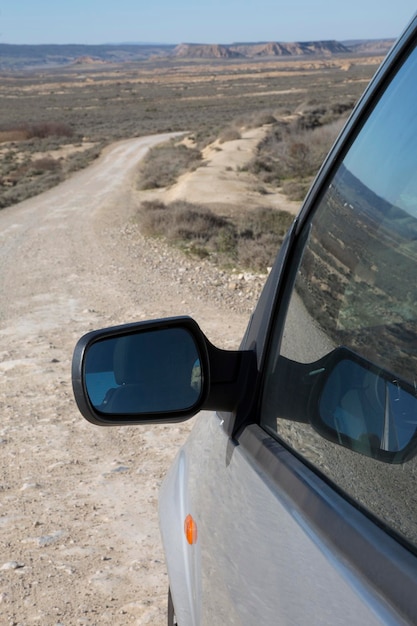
[[0, 134, 260, 624]]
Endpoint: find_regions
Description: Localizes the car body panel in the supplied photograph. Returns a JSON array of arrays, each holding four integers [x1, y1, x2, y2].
[[160, 412, 411, 625]]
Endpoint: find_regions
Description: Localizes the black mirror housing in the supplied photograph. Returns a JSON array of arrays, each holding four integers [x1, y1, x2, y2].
[[72, 316, 248, 426]]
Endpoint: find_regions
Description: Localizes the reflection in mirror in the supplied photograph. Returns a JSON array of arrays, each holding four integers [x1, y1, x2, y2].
[[313, 351, 417, 463], [84, 328, 202, 414]]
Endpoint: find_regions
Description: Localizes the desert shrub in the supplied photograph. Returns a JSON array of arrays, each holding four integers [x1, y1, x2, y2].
[[246, 123, 285, 183], [294, 100, 355, 130], [247, 155, 281, 185], [174, 206, 232, 243], [0, 170, 64, 208], [0, 129, 28, 143], [231, 110, 279, 131], [23, 122, 74, 139], [282, 119, 344, 180], [138, 200, 293, 272], [0, 151, 73, 208], [137, 141, 203, 190], [190, 129, 220, 150], [140, 199, 238, 262], [4, 157, 61, 182], [247, 116, 345, 191], [255, 113, 277, 126], [237, 233, 279, 271], [30, 157, 61, 174], [281, 179, 312, 202], [218, 127, 241, 144], [140, 199, 233, 240], [0, 141, 104, 209], [236, 208, 293, 270], [241, 207, 293, 240], [0, 121, 74, 142], [65, 144, 103, 172], [242, 111, 278, 128]]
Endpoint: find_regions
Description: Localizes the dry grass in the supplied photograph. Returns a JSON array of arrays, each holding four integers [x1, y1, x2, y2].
[[245, 108, 349, 200], [0, 129, 28, 142], [137, 141, 204, 190], [138, 199, 294, 272], [0, 121, 74, 143], [0, 140, 101, 209], [218, 127, 242, 144]]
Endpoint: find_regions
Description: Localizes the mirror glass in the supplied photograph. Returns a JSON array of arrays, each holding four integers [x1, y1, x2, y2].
[[317, 354, 417, 461], [84, 327, 202, 414]]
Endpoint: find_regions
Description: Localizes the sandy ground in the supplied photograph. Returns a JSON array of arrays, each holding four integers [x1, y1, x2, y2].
[[0, 129, 298, 625], [146, 126, 300, 217]]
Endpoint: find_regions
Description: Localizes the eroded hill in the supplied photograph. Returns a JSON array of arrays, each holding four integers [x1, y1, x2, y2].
[[0, 38, 394, 69]]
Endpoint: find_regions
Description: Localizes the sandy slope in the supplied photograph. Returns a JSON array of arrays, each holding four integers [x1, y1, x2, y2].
[[146, 126, 300, 217], [0, 130, 298, 624]]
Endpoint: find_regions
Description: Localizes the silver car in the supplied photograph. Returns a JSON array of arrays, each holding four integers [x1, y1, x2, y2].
[[73, 14, 417, 625]]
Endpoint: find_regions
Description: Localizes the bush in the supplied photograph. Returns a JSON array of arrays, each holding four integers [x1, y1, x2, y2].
[[218, 127, 241, 144], [137, 141, 203, 190], [0, 170, 64, 208], [23, 122, 74, 139], [0, 129, 28, 143], [0, 122, 74, 142], [138, 200, 293, 272], [237, 233, 279, 271], [140, 199, 232, 240], [242, 207, 293, 239], [65, 144, 103, 172], [247, 115, 346, 192], [30, 157, 61, 174], [281, 179, 312, 202], [294, 101, 355, 130]]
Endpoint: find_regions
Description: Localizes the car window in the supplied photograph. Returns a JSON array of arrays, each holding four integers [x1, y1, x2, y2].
[[261, 43, 417, 552]]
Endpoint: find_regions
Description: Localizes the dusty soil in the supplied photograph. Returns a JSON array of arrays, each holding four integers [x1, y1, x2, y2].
[[0, 130, 297, 625], [163, 126, 300, 215]]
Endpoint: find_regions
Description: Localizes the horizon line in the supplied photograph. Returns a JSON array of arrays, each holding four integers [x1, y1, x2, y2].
[[0, 36, 396, 47]]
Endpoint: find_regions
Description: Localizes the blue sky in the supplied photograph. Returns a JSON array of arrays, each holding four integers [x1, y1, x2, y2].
[[1, 1, 416, 45]]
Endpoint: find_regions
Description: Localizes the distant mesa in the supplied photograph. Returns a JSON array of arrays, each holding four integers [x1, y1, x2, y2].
[[0, 38, 395, 70], [173, 40, 352, 59], [72, 56, 105, 65], [173, 43, 242, 59]]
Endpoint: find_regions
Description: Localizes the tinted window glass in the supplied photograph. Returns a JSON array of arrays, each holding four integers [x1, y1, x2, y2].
[[261, 45, 417, 550]]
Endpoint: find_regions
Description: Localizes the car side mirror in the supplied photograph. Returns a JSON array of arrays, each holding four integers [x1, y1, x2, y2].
[[309, 347, 417, 464], [72, 316, 251, 425]]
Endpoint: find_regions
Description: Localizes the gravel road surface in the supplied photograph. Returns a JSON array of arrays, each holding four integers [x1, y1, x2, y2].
[[0, 134, 261, 625]]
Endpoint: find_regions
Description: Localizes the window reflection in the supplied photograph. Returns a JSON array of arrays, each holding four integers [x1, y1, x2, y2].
[[296, 162, 417, 384], [262, 44, 417, 550]]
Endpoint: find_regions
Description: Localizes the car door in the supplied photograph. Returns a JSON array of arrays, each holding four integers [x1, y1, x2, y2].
[[160, 17, 417, 625]]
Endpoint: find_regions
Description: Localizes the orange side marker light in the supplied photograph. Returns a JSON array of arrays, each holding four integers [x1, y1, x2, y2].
[[184, 514, 198, 545]]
